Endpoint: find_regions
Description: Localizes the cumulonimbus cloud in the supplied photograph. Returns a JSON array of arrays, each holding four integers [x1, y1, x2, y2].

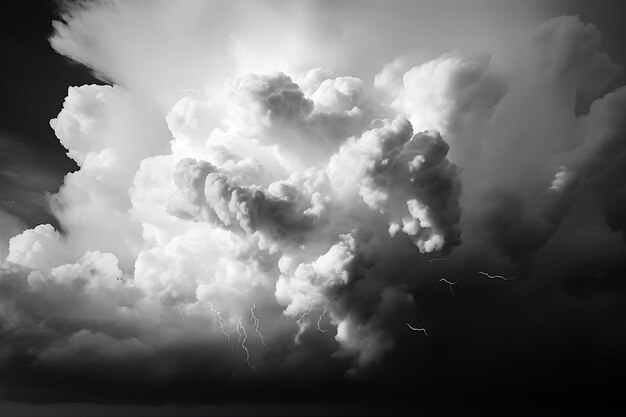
[[1, 0, 626, 404]]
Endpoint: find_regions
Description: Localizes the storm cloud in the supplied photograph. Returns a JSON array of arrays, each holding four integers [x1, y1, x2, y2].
[[1, 0, 626, 414]]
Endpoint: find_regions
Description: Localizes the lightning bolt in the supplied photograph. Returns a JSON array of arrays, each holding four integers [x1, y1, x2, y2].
[[236, 316, 254, 369], [249, 303, 266, 347], [210, 304, 232, 351], [294, 309, 312, 344], [317, 306, 328, 333], [354, 325, 362, 334], [177, 84, 209, 103], [478, 271, 517, 281], [237, 318, 243, 346], [229, 34, 246, 50], [407, 323, 428, 335], [429, 258, 449, 263], [226, 33, 248, 64], [176, 305, 185, 320], [439, 277, 461, 299], [312, 214, 321, 224]]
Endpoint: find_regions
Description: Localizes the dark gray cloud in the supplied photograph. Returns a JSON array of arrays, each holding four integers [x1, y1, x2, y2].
[[1, 1, 626, 415]]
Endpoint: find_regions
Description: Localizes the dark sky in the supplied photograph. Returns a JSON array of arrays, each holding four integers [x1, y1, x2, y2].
[[0, 0, 97, 229], [1, 1, 626, 416]]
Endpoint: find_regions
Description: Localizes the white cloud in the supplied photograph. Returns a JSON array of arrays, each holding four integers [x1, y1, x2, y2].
[[2, 2, 625, 386], [7, 224, 69, 270]]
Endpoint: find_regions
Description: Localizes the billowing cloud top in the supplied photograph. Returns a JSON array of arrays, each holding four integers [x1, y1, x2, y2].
[[1, 0, 626, 409]]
